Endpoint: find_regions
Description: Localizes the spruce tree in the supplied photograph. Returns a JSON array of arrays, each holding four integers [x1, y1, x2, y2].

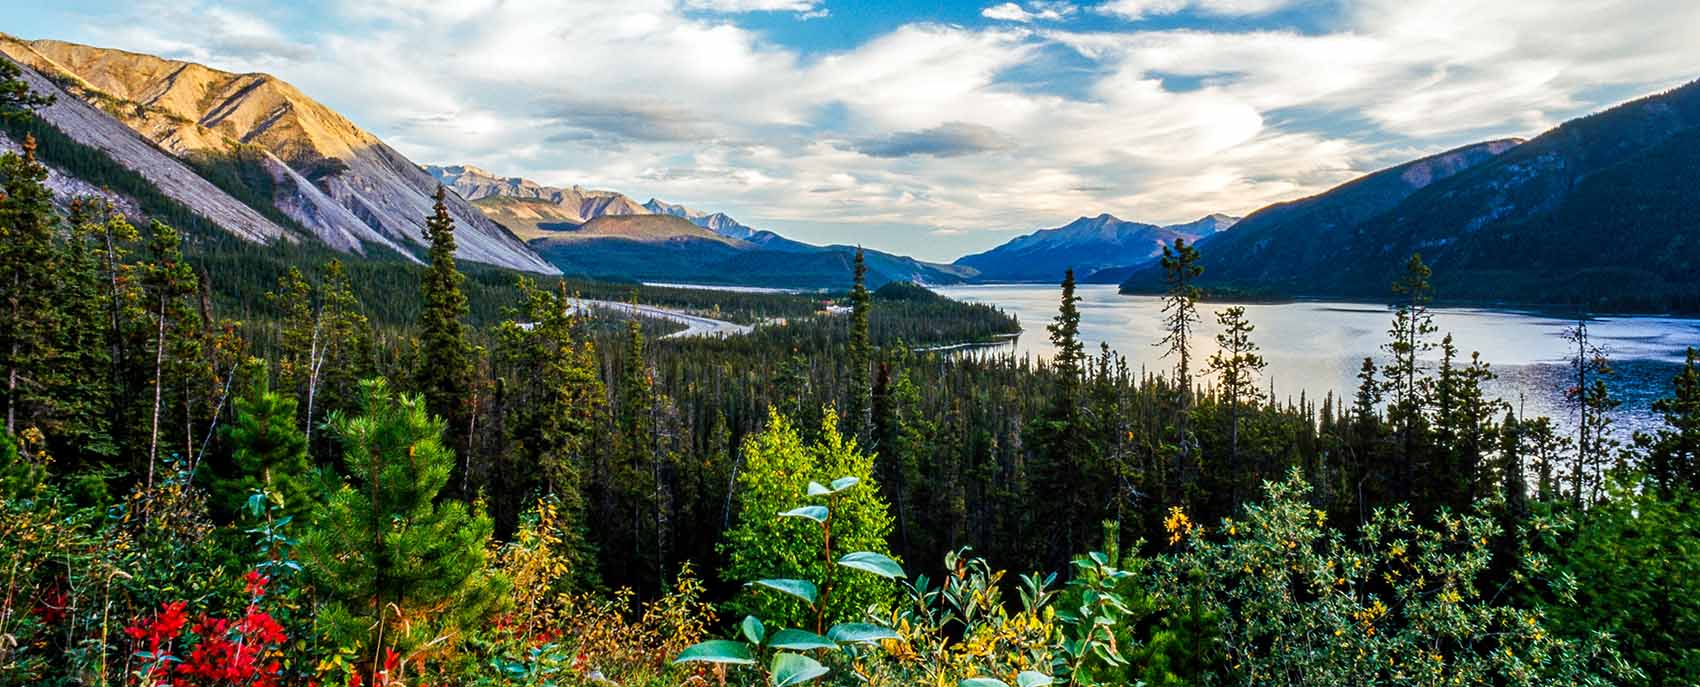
[[415, 186, 474, 480], [1562, 319, 1619, 506], [300, 378, 504, 669], [1158, 239, 1203, 394], [138, 220, 202, 490], [491, 280, 600, 578], [1637, 348, 1700, 496], [847, 247, 873, 445], [0, 58, 52, 119], [1381, 253, 1436, 502], [50, 199, 120, 463], [1206, 306, 1265, 506], [0, 135, 60, 436], [210, 362, 313, 524]]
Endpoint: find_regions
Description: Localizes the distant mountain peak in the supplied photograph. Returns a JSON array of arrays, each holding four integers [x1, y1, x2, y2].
[[953, 211, 1235, 282]]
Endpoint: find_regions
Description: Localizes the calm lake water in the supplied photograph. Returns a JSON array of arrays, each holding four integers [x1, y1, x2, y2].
[[937, 284, 1700, 438]]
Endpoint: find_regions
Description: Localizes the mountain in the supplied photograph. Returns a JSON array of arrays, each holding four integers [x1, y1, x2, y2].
[[643, 198, 759, 240], [954, 212, 1237, 283], [1119, 139, 1519, 294], [0, 35, 556, 273], [1124, 79, 1700, 312], [432, 164, 974, 288]]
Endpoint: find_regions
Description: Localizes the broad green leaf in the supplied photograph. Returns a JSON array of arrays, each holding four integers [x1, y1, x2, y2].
[[741, 615, 766, 645], [751, 578, 819, 604], [780, 505, 829, 523], [768, 628, 837, 651], [1017, 672, 1054, 687], [960, 679, 1009, 687], [827, 623, 899, 644], [829, 476, 860, 491], [770, 653, 829, 686], [806, 481, 831, 496], [837, 551, 905, 579], [675, 640, 754, 665]]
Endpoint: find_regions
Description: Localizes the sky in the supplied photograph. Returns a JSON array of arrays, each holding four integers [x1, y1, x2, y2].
[[9, 0, 1700, 261]]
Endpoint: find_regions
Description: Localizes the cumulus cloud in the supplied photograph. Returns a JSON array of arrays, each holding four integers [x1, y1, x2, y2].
[[50, 0, 1700, 261], [983, 2, 1077, 22]]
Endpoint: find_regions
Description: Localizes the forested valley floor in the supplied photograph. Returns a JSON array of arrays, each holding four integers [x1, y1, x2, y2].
[[2, 63, 1699, 687]]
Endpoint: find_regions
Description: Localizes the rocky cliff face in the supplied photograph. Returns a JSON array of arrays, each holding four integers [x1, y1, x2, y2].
[[0, 48, 290, 244], [0, 36, 557, 273]]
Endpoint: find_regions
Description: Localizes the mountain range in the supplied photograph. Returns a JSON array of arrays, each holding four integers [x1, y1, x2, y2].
[[954, 212, 1238, 283], [1120, 78, 1700, 312], [2, 33, 1694, 309], [0, 35, 555, 273], [425, 163, 976, 288]]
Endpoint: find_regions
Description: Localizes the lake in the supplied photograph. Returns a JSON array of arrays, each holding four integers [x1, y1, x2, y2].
[[936, 283, 1700, 438]]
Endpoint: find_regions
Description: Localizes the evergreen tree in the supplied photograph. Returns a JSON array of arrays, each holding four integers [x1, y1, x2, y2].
[[0, 135, 60, 436], [0, 58, 52, 119], [138, 220, 203, 490], [49, 199, 121, 463], [1157, 239, 1203, 393], [1562, 319, 1620, 506], [1048, 269, 1086, 394], [491, 280, 601, 578], [1158, 238, 1203, 500], [1637, 348, 1699, 496], [1030, 269, 1100, 565], [847, 247, 873, 445], [300, 378, 504, 668], [1206, 306, 1265, 506], [415, 186, 475, 482], [209, 362, 313, 524], [1381, 253, 1436, 503]]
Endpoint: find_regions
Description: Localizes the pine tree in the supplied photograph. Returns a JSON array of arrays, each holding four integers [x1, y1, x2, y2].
[[1049, 269, 1086, 392], [49, 199, 121, 463], [1158, 239, 1203, 393], [0, 135, 61, 436], [138, 220, 203, 491], [1206, 306, 1265, 506], [209, 362, 313, 524], [0, 58, 52, 119], [300, 378, 504, 669], [415, 186, 475, 481], [1562, 319, 1619, 506], [1638, 348, 1700, 496], [1381, 253, 1436, 503], [491, 280, 600, 578], [847, 247, 874, 446]]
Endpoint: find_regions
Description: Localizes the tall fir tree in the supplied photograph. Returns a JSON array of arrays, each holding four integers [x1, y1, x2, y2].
[[1158, 238, 1203, 500], [1206, 306, 1266, 507], [0, 135, 60, 436], [138, 220, 203, 490], [847, 247, 873, 446], [1381, 253, 1436, 503], [1637, 348, 1700, 496], [1562, 319, 1620, 506], [415, 186, 475, 490]]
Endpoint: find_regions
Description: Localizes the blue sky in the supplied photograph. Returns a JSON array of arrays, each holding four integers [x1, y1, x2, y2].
[[8, 0, 1700, 261]]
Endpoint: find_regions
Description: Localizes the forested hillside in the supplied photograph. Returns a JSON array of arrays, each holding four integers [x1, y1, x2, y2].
[[1122, 79, 1700, 313], [3, 57, 1699, 687]]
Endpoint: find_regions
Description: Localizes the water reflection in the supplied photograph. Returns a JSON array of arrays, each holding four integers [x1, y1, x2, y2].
[[937, 284, 1700, 438]]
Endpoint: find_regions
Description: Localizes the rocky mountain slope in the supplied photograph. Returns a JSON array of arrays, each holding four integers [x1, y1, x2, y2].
[[0, 35, 555, 273], [955, 212, 1237, 283], [429, 163, 974, 288], [1123, 78, 1700, 311], [1119, 139, 1522, 295]]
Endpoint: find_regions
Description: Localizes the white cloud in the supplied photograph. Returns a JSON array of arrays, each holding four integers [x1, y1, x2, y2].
[[683, 0, 823, 12], [983, 2, 1077, 22], [55, 0, 1700, 261], [1096, 0, 1297, 20]]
